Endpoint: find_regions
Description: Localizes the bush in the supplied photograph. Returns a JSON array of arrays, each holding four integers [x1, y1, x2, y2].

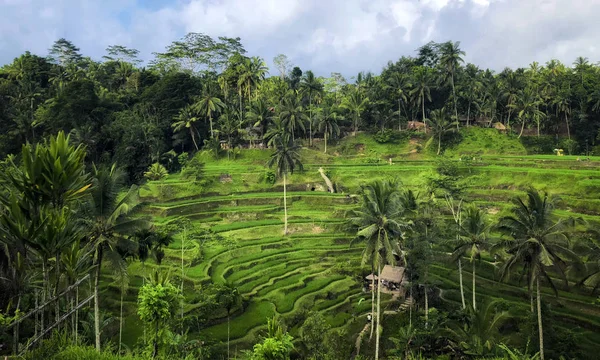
[[373, 129, 394, 143], [264, 171, 276, 185], [181, 156, 205, 183], [520, 136, 556, 154], [560, 138, 579, 155], [52, 346, 146, 360]]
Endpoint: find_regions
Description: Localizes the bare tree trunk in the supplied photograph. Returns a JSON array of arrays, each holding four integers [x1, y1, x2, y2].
[[94, 246, 103, 352], [424, 284, 429, 328], [75, 286, 79, 345], [309, 95, 313, 146], [119, 284, 124, 353], [458, 259, 465, 309], [537, 277, 545, 360], [370, 266, 375, 340], [452, 72, 459, 130], [398, 98, 402, 131], [190, 128, 199, 151], [472, 261, 477, 310], [437, 134, 442, 155], [467, 102, 471, 127], [565, 112, 570, 140], [209, 114, 214, 139], [13, 296, 21, 355], [375, 264, 382, 360], [422, 98, 427, 133], [324, 126, 327, 154], [227, 314, 230, 359], [519, 117, 526, 138], [283, 173, 288, 235]]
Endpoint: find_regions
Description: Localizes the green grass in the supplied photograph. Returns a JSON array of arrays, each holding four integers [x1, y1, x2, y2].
[[118, 129, 600, 358]]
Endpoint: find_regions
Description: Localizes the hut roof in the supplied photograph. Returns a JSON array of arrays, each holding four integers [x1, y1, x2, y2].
[[493, 122, 507, 130], [365, 265, 405, 283]]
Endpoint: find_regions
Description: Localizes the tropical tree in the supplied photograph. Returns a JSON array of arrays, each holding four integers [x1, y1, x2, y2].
[[279, 93, 308, 142], [341, 87, 369, 136], [217, 284, 241, 359], [84, 164, 149, 351], [268, 134, 303, 235], [386, 72, 411, 130], [514, 88, 544, 138], [172, 105, 201, 150], [194, 84, 225, 138], [452, 205, 490, 310], [246, 98, 273, 141], [438, 41, 465, 126], [316, 107, 342, 154], [445, 301, 509, 357], [300, 70, 324, 146], [427, 109, 457, 155], [410, 67, 432, 131], [349, 179, 405, 360], [496, 189, 579, 360]]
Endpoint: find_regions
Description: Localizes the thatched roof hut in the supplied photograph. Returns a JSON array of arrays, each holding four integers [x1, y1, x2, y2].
[[365, 265, 405, 284], [493, 122, 507, 132]]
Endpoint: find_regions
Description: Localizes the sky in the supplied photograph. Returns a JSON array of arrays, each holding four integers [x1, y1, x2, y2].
[[1, 0, 600, 78]]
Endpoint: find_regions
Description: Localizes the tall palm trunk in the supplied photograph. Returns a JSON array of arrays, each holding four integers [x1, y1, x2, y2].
[[565, 112, 570, 140], [324, 126, 328, 154], [472, 261, 477, 310], [309, 95, 312, 146], [537, 277, 545, 360], [422, 97, 427, 133], [437, 133, 442, 155], [451, 72, 459, 130], [227, 312, 231, 360], [119, 284, 124, 353], [209, 113, 214, 139], [375, 264, 382, 360], [55, 252, 61, 324], [424, 283, 429, 328], [283, 173, 288, 235], [398, 98, 402, 131], [458, 258, 465, 309], [519, 116, 526, 138], [94, 246, 103, 352], [467, 102, 471, 127], [190, 127, 199, 151], [13, 296, 21, 354], [370, 265, 375, 340]]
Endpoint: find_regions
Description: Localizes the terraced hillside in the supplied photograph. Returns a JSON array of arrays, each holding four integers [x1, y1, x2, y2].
[[109, 130, 600, 357]]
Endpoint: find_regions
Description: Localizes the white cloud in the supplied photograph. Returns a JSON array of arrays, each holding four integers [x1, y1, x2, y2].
[[1, 0, 600, 76]]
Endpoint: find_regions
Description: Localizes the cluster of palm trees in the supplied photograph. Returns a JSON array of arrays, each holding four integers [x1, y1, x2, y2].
[[0, 133, 172, 354], [350, 180, 596, 360]]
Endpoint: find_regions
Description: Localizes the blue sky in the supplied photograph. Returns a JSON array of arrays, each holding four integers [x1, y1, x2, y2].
[[1, 0, 600, 77]]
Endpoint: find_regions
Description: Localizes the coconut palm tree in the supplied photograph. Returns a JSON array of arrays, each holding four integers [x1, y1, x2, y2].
[[496, 188, 579, 360], [217, 283, 241, 360], [349, 179, 406, 360], [438, 41, 465, 127], [427, 109, 457, 155], [386, 72, 411, 130], [279, 93, 308, 142], [172, 105, 201, 151], [316, 107, 342, 154], [264, 116, 289, 148], [83, 164, 150, 351], [267, 134, 303, 235], [410, 67, 432, 132], [300, 70, 324, 146], [341, 87, 369, 136], [194, 84, 225, 139], [452, 205, 490, 311], [246, 98, 273, 141], [515, 88, 544, 138], [445, 301, 509, 357]]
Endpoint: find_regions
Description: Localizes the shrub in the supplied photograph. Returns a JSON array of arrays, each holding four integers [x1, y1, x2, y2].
[[520, 136, 556, 154], [177, 152, 189, 169], [560, 138, 579, 155], [181, 156, 205, 183], [373, 129, 394, 143], [144, 163, 168, 181], [264, 170, 276, 185]]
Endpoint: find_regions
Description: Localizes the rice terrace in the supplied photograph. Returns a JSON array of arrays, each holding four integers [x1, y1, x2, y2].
[[2, 4, 600, 359]]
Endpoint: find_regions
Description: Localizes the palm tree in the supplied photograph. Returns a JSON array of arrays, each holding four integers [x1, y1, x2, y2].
[[316, 107, 342, 154], [300, 70, 324, 146], [267, 134, 303, 235], [515, 88, 544, 138], [194, 84, 225, 139], [445, 301, 509, 357], [410, 67, 432, 132], [279, 93, 308, 142], [552, 87, 572, 139], [386, 72, 411, 130], [237, 56, 268, 117], [341, 87, 369, 136], [349, 179, 405, 360], [427, 109, 457, 155], [172, 105, 201, 151], [452, 205, 490, 311], [246, 98, 273, 142], [496, 189, 579, 360], [264, 116, 289, 148], [84, 164, 149, 351], [217, 283, 241, 360], [438, 41, 465, 127]]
